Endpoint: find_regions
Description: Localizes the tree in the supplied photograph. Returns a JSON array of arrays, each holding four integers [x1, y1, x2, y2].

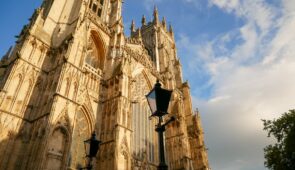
[[262, 110, 295, 170]]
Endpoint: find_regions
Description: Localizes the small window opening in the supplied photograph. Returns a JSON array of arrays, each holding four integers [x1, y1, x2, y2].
[[89, 0, 103, 18], [89, 0, 93, 8], [97, 9, 102, 17], [92, 3, 97, 13]]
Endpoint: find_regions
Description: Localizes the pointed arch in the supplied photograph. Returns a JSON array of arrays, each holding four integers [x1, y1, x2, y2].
[[7, 74, 23, 97], [44, 125, 70, 170], [85, 30, 106, 70], [68, 81, 78, 101], [2, 74, 22, 110], [17, 79, 33, 113], [141, 69, 153, 90], [79, 105, 95, 131], [68, 106, 94, 169]]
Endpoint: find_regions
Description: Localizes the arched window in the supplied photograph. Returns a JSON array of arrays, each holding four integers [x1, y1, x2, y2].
[[131, 73, 157, 166], [85, 34, 105, 70], [15, 79, 32, 113]]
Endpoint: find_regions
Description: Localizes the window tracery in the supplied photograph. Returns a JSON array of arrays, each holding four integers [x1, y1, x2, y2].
[[85, 35, 104, 71], [89, 0, 104, 17], [131, 73, 156, 165]]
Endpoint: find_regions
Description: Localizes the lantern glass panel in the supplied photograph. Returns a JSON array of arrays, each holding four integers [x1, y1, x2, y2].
[[146, 89, 157, 114], [156, 88, 172, 113], [84, 139, 91, 157]]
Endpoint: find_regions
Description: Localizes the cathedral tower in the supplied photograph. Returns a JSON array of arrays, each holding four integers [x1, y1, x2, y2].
[[0, 0, 209, 169]]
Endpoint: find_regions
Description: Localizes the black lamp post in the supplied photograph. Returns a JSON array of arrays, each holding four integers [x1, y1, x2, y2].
[[81, 132, 101, 170], [146, 80, 175, 170]]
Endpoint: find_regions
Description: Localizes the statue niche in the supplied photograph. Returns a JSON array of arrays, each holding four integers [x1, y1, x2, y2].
[[44, 127, 69, 170]]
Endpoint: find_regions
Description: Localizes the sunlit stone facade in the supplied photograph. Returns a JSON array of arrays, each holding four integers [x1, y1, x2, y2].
[[0, 0, 209, 169]]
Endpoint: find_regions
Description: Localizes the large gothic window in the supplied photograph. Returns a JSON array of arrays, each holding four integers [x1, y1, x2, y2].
[[68, 110, 91, 169], [131, 73, 157, 166], [85, 34, 104, 71], [85, 52, 99, 68], [89, 0, 104, 17]]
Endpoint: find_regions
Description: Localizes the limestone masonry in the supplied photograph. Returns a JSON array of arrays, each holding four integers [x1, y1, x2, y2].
[[0, 0, 209, 169]]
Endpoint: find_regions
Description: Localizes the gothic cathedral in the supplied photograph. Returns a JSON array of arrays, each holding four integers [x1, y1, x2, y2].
[[0, 0, 209, 169]]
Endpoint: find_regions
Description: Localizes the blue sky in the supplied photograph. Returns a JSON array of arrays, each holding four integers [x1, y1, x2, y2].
[[1, 0, 295, 170]]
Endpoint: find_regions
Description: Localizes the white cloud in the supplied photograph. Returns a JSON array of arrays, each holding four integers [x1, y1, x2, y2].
[[177, 0, 295, 169], [210, 0, 277, 34], [209, 0, 240, 12]]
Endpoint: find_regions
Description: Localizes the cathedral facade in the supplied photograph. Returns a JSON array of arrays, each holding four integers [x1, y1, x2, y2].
[[0, 0, 209, 169]]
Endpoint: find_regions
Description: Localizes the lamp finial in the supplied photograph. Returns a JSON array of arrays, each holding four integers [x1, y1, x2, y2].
[[155, 80, 161, 88]]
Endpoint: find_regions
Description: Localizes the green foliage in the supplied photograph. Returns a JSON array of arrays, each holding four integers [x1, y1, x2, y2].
[[262, 110, 295, 170]]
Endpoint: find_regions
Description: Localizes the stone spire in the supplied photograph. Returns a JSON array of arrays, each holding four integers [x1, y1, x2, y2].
[[153, 6, 159, 25], [169, 24, 174, 37], [162, 17, 167, 30], [131, 19, 136, 33], [137, 29, 142, 40], [141, 15, 146, 26]]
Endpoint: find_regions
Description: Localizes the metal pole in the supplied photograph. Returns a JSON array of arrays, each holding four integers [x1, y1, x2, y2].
[[156, 116, 168, 170], [87, 157, 93, 170]]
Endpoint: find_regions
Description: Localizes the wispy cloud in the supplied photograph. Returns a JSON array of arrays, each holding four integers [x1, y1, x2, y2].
[[176, 0, 295, 169]]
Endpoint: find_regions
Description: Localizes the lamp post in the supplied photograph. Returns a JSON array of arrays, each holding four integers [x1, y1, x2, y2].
[[146, 80, 175, 170], [81, 132, 101, 170]]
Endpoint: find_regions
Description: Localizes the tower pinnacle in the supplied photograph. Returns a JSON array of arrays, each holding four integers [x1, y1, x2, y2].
[[142, 15, 146, 26], [131, 20, 136, 33], [169, 24, 174, 37], [153, 6, 159, 25], [162, 17, 167, 29]]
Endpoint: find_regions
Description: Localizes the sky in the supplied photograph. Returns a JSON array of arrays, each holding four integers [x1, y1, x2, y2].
[[1, 0, 295, 170]]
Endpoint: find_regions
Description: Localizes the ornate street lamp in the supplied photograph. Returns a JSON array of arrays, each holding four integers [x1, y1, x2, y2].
[[146, 80, 175, 170], [81, 132, 101, 170]]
